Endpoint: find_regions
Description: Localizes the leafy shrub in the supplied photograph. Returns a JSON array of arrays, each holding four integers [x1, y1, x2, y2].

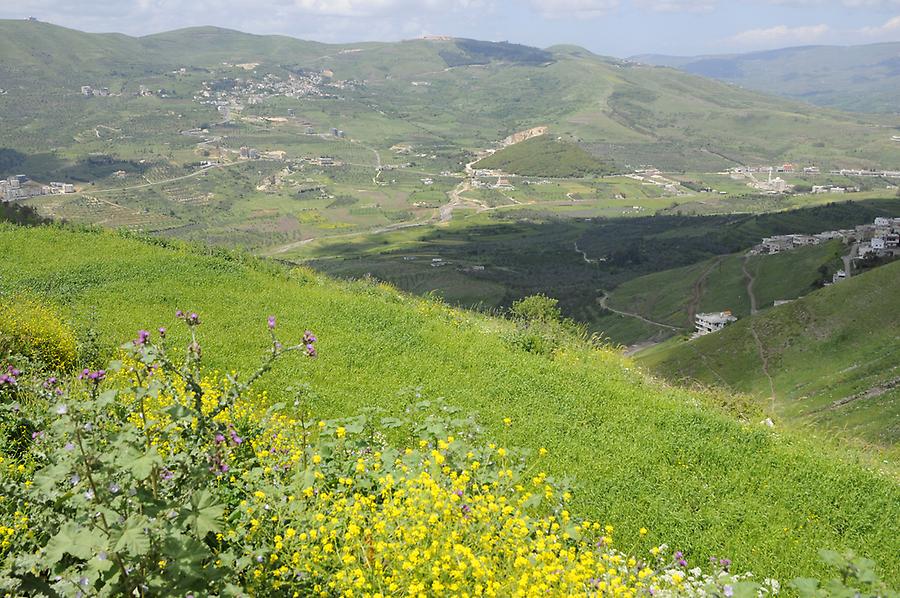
[[0, 296, 77, 370], [506, 294, 597, 356], [510, 294, 563, 324]]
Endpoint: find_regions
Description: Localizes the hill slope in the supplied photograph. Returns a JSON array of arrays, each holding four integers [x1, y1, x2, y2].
[[634, 43, 900, 113], [638, 260, 900, 446], [474, 134, 615, 177], [1, 20, 899, 172], [1, 222, 898, 583]]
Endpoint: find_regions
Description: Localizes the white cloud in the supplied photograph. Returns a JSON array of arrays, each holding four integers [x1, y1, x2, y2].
[[633, 0, 716, 11], [529, 0, 621, 18], [730, 23, 831, 47], [859, 14, 900, 36]]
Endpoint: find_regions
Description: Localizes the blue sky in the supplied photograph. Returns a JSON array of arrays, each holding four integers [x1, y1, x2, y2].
[[3, 0, 900, 56]]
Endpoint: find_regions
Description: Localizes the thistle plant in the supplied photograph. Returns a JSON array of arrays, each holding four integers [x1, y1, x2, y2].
[[2, 312, 316, 596]]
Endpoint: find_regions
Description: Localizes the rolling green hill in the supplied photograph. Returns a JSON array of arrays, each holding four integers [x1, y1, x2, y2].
[[1, 222, 898, 584], [634, 43, 900, 113], [1, 20, 899, 172], [638, 260, 900, 446], [474, 134, 615, 177]]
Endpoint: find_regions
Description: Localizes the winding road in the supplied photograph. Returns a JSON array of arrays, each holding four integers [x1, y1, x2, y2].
[[599, 292, 683, 332]]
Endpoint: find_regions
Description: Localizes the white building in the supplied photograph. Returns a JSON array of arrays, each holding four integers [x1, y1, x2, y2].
[[761, 236, 793, 254], [695, 312, 737, 337], [871, 238, 886, 251]]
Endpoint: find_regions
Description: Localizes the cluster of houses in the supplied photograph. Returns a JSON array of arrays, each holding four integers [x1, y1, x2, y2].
[[811, 185, 856, 194], [1, 175, 74, 202], [732, 164, 816, 175], [858, 217, 900, 258], [472, 176, 515, 191], [731, 164, 900, 178], [195, 71, 363, 117], [752, 217, 900, 258]]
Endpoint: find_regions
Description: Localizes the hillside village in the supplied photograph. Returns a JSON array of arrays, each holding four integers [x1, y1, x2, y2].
[[0, 174, 74, 201], [752, 216, 900, 266], [691, 216, 900, 338], [731, 164, 900, 195]]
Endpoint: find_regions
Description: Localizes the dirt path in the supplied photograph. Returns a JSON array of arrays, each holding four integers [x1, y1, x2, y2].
[[748, 321, 777, 411], [742, 254, 759, 315], [686, 256, 725, 325], [599, 292, 683, 332], [574, 241, 597, 264], [69, 162, 243, 197]]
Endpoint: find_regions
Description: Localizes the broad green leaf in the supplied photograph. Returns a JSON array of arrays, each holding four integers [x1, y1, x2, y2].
[[185, 489, 225, 537], [113, 515, 151, 556], [131, 450, 163, 480], [790, 577, 822, 597], [44, 522, 105, 563], [732, 582, 761, 598]]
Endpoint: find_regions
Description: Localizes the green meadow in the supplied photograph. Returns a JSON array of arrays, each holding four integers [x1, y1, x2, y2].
[[1, 223, 898, 585]]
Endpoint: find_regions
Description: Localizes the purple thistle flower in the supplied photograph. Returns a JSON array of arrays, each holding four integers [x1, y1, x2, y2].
[[158, 327, 166, 338], [267, 315, 276, 330], [215, 433, 226, 444], [306, 344, 317, 358], [175, 309, 184, 319], [79, 369, 105, 384], [134, 329, 150, 346], [229, 428, 243, 445], [188, 312, 200, 325], [303, 330, 317, 344]]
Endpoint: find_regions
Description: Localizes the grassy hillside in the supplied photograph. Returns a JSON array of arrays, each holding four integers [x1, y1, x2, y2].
[[302, 198, 900, 344], [634, 43, 900, 113], [599, 241, 845, 343], [1, 222, 899, 584], [639, 260, 900, 446], [474, 135, 616, 177]]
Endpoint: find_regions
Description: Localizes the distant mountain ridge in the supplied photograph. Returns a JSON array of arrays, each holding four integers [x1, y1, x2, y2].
[[633, 42, 900, 113], [1, 19, 899, 172]]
